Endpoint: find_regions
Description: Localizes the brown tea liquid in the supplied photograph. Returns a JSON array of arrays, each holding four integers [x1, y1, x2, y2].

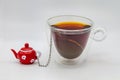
[[51, 21, 91, 59]]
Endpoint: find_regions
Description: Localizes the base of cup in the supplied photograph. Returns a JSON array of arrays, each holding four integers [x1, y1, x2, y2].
[[52, 44, 89, 67], [54, 56, 87, 68]]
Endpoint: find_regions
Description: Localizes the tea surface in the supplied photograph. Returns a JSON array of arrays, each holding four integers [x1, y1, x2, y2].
[[52, 21, 90, 30]]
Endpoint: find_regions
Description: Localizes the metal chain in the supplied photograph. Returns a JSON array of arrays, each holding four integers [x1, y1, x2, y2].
[[37, 33, 52, 67]]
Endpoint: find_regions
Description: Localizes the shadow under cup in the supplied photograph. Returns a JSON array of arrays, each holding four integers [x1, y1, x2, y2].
[[48, 15, 93, 65]]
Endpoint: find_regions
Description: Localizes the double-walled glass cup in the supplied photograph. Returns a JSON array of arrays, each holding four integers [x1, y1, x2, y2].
[[47, 15, 106, 66]]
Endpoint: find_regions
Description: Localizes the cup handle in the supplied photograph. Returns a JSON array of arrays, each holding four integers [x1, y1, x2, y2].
[[91, 27, 107, 41]]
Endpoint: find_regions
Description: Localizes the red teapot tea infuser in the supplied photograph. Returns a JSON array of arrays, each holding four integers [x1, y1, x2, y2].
[[11, 42, 52, 67]]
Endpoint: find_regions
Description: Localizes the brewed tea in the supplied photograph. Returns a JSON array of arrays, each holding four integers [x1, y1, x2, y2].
[[51, 21, 91, 59]]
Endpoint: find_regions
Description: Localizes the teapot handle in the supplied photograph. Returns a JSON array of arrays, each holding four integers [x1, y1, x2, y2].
[[36, 51, 41, 58], [36, 51, 42, 66]]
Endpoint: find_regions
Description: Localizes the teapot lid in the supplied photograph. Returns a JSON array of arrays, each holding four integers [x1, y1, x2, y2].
[[21, 43, 33, 51]]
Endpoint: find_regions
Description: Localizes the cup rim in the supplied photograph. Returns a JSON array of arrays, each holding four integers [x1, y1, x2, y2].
[[47, 15, 94, 32]]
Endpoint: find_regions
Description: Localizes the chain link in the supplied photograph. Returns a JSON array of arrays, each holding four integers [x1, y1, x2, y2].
[[37, 33, 52, 67]]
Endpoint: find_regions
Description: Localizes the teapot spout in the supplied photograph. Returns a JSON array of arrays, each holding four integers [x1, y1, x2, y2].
[[11, 49, 18, 59]]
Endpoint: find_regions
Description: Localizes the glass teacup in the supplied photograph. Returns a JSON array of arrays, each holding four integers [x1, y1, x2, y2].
[[38, 15, 106, 67]]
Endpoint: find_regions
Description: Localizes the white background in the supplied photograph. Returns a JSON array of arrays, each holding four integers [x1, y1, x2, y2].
[[0, 0, 120, 80]]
